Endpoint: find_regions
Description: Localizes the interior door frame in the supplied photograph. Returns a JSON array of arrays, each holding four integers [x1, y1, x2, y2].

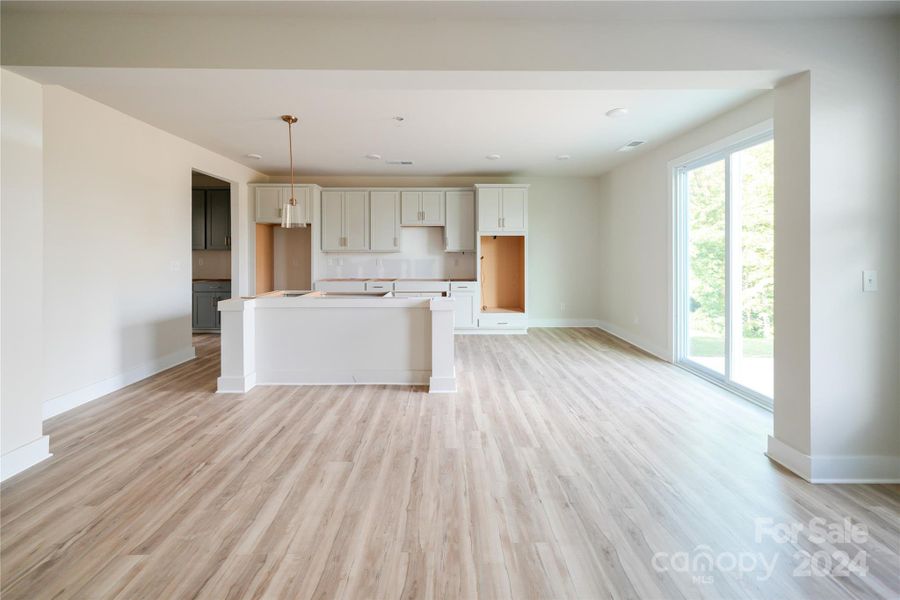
[[670, 121, 774, 409]]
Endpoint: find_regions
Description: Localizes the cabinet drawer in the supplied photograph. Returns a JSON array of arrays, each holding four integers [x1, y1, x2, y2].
[[449, 281, 477, 292], [365, 281, 394, 292], [479, 312, 527, 330], [393, 280, 449, 293], [193, 281, 231, 292], [316, 280, 367, 293]]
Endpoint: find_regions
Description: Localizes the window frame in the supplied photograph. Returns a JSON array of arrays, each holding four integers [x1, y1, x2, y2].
[[672, 123, 774, 410]]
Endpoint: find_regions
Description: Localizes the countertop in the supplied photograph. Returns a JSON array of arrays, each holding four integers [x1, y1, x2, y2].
[[318, 278, 475, 282], [193, 278, 231, 282]]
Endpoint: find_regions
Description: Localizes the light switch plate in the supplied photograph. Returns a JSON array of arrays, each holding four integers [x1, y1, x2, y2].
[[863, 270, 878, 292]]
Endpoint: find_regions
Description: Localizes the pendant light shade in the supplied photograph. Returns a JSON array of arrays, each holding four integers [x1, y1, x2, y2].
[[281, 114, 306, 229]]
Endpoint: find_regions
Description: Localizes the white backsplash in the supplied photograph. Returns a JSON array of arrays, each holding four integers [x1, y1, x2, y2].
[[317, 228, 476, 280]]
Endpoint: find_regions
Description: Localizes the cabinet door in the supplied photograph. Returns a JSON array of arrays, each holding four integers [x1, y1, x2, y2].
[[321, 191, 344, 251], [193, 292, 218, 329], [344, 191, 369, 251], [192, 190, 206, 249], [421, 191, 445, 225], [452, 292, 477, 329], [206, 189, 231, 250], [291, 186, 311, 224], [214, 294, 228, 328], [477, 187, 502, 231], [501, 187, 527, 231], [444, 190, 475, 252], [369, 191, 401, 252], [255, 187, 285, 224], [401, 191, 421, 225]]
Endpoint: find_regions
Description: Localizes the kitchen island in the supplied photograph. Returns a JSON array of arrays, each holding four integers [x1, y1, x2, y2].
[[216, 291, 456, 394]]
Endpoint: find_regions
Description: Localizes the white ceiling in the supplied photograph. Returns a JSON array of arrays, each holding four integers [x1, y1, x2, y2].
[[16, 67, 768, 176]]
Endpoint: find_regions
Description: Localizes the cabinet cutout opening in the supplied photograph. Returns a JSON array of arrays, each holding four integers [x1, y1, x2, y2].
[[480, 235, 525, 313], [274, 226, 312, 291], [255, 224, 275, 294]]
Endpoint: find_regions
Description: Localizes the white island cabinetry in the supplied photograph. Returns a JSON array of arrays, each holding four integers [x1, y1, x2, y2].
[[218, 293, 457, 393]]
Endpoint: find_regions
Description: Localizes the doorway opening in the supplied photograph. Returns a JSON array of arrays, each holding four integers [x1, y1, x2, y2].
[[674, 130, 774, 407], [191, 171, 232, 332]]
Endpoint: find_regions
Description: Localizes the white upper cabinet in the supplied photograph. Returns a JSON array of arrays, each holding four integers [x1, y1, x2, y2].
[[421, 191, 444, 225], [444, 190, 476, 252], [369, 191, 401, 252], [321, 190, 345, 251], [476, 185, 528, 232], [321, 190, 369, 251], [500, 187, 527, 231], [477, 187, 502, 231], [401, 192, 421, 225], [254, 185, 311, 224], [255, 186, 285, 223], [401, 190, 445, 226], [344, 191, 369, 251]]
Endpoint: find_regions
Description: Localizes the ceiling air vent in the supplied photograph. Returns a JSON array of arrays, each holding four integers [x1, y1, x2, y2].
[[617, 140, 646, 152], [385, 160, 414, 165]]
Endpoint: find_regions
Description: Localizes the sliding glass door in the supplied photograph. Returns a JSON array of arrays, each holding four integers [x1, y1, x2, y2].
[[676, 132, 774, 407]]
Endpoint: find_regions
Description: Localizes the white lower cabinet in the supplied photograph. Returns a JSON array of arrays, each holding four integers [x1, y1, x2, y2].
[[450, 282, 479, 329], [315, 280, 367, 293]]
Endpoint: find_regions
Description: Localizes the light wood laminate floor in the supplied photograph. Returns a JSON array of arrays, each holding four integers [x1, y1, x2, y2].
[[2, 329, 898, 599]]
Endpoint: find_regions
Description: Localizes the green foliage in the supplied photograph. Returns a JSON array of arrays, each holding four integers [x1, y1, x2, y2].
[[687, 140, 774, 340]]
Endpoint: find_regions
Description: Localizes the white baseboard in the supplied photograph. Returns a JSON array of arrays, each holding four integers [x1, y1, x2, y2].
[[255, 369, 430, 387], [455, 329, 528, 335], [1, 436, 51, 482], [43, 346, 197, 420], [595, 320, 672, 361], [527, 318, 601, 328], [767, 435, 900, 483], [428, 375, 457, 393], [217, 372, 257, 393]]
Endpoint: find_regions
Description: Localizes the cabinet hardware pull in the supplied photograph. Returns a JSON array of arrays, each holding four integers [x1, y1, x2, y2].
[[393, 237, 398, 247]]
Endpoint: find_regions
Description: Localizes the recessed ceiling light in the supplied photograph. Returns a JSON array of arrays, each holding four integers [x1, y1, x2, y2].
[[365, 153, 382, 160], [486, 154, 501, 160], [606, 107, 629, 119], [556, 154, 571, 160], [245, 153, 262, 160]]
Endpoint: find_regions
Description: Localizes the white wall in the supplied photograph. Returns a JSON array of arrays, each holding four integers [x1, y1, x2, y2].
[[40, 84, 265, 415], [1, 70, 49, 477], [597, 93, 775, 357], [288, 175, 604, 324]]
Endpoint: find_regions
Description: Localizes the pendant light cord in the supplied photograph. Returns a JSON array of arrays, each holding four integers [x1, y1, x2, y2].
[[288, 119, 296, 206]]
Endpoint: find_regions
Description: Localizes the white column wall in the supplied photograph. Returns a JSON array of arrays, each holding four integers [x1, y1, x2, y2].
[[1, 69, 50, 479]]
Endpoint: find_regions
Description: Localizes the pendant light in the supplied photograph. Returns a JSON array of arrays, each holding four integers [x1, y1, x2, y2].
[[280, 114, 306, 228]]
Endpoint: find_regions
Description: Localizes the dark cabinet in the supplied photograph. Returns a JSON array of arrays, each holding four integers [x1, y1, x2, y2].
[[192, 281, 231, 331], [192, 188, 230, 250], [192, 190, 206, 249]]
